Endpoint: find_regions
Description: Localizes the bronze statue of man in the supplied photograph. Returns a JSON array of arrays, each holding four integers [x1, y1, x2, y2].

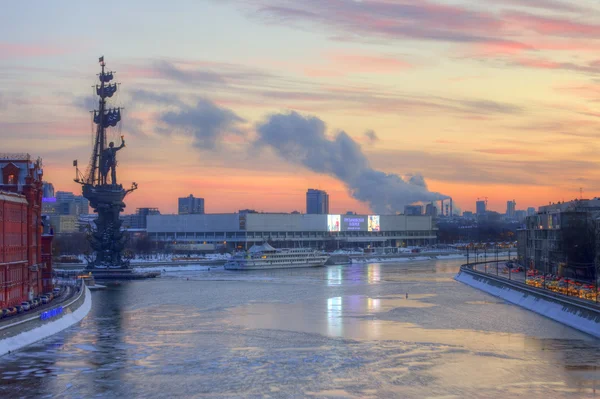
[[101, 136, 125, 185]]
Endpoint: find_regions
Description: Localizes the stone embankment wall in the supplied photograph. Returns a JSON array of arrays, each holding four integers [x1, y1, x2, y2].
[[456, 263, 600, 339], [0, 281, 92, 356]]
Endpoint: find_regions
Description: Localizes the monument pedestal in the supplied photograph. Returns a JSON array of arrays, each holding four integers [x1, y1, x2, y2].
[[85, 267, 159, 280]]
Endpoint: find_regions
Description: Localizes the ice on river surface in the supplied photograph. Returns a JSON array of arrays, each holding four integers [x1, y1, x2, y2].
[[1, 259, 599, 398]]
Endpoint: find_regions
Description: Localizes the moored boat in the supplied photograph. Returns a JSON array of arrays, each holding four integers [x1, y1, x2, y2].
[[225, 243, 328, 270]]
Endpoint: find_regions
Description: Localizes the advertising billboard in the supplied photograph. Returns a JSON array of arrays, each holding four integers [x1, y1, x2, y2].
[[342, 216, 366, 231], [368, 215, 380, 232], [327, 214, 341, 232]]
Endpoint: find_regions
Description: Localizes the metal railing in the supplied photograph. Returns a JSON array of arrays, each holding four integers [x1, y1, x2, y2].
[[0, 279, 86, 332], [463, 257, 599, 305], [459, 261, 600, 313]]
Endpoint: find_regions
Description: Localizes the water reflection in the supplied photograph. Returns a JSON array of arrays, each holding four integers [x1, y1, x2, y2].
[[367, 297, 381, 311], [367, 263, 381, 284], [327, 297, 343, 336], [52, 283, 130, 396], [327, 266, 342, 286]]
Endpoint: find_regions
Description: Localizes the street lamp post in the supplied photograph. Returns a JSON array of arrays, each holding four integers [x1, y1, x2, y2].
[[543, 260, 547, 290], [594, 259, 598, 303], [508, 247, 511, 279], [495, 244, 498, 263]]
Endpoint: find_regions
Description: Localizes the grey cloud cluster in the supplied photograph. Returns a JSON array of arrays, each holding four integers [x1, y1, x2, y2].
[[255, 111, 448, 213], [160, 99, 246, 149], [364, 129, 379, 143]]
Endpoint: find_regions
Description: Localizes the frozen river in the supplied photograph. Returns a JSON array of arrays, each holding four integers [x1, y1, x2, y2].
[[1, 259, 599, 398]]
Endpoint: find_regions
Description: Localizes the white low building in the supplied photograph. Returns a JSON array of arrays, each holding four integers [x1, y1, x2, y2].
[[147, 213, 437, 250]]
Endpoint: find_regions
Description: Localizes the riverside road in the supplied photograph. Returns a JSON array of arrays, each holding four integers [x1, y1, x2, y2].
[[1, 258, 599, 398]]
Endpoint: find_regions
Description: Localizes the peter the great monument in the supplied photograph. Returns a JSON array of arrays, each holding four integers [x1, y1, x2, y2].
[[73, 57, 155, 279]]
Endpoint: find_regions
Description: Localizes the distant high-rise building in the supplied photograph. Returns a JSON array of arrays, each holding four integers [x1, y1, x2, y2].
[[306, 189, 329, 214], [48, 215, 79, 234], [527, 207, 536, 216], [122, 208, 161, 230], [476, 200, 486, 216], [425, 203, 437, 217], [43, 191, 88, 216], [506, 200, 516, 218], [178, 194, 205, 215], [404, 205, 423, 216], [42, 181, 55, 198], [515, 210, 526, 222], [133, 208, 160, 229]]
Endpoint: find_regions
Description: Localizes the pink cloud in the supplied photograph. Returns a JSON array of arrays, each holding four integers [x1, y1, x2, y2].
[[515, 58, 561, 69], [0, 42, 66, 59], [505, 12, 600, 37], [469, 40, 533, 56], [253, 1, 600, 62], [303, 68, 345, 77], [554, 83, 600, 98], [330, 54, 411, 72]]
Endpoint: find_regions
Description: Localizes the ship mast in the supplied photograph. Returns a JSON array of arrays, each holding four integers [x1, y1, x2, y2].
[[86, 56, 121, 186]]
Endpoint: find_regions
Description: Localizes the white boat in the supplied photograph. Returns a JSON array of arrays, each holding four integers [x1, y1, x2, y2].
[[224, 243, 329, 270]]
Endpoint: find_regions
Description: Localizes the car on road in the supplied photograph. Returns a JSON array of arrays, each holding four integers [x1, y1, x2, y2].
[[15, 305, 24, 314], [53, 287, 61, 296], [40, 296, 50, 304], [20, 302, 31, 311]]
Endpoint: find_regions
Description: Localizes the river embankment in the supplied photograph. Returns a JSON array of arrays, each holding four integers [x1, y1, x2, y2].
[[456, 262, 600, 339], [0, 281, 92, 357]]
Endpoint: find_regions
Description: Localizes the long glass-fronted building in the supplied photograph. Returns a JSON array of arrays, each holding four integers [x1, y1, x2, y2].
[[147, 213, 437, 250]]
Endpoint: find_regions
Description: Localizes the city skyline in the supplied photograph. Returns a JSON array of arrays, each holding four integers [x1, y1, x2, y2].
[[3, 1, 600, 213]]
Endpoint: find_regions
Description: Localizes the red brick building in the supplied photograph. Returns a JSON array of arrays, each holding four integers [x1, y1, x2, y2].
[[0, 154, 53, 308]]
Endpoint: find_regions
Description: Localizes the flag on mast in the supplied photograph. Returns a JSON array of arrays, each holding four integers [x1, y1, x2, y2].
[[99, 56, 104, 63]]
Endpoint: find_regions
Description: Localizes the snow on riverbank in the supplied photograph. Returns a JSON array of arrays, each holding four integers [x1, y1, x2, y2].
[[134, 265, 224, 273], [351, 254, 467, 264], [456, 271, 600, 339], [0, 286, 92, 357], [130, 253, 231, 264]]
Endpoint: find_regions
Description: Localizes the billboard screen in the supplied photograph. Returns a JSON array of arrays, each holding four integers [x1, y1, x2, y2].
[[327, 215, 341, 232], [342, 216, 366, 231], [368, 215, 380, 232]]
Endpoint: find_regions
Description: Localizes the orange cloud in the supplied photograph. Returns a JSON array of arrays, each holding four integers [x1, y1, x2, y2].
[[477, 148, 541, 156], [304, 53, 411, 77]]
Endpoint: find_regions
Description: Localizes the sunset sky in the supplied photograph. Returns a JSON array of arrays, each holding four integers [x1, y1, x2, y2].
[[3, 0, 600, 215]]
